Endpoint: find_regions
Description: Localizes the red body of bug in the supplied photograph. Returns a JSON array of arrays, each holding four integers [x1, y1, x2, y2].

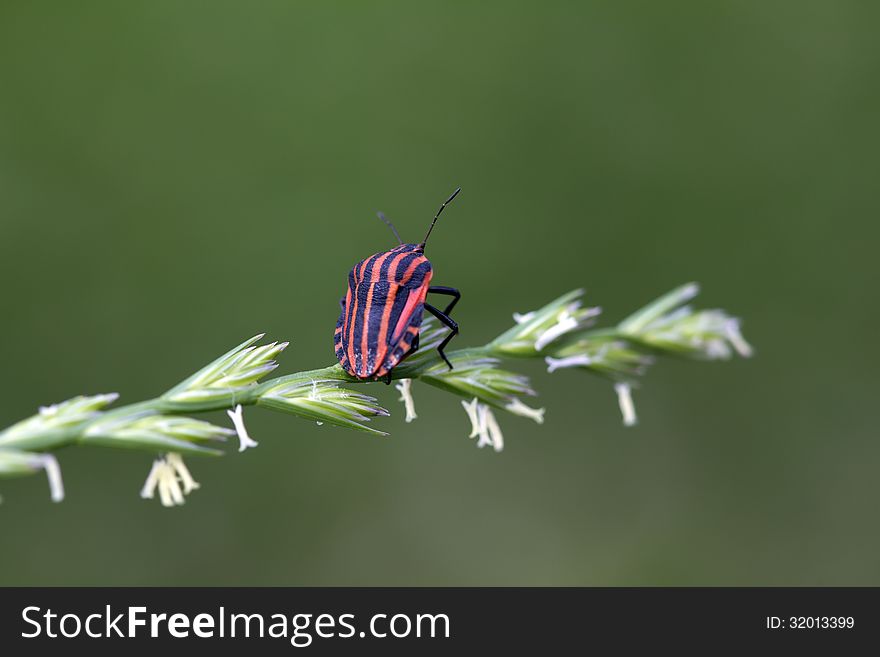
[[334, 189, 462, 381]]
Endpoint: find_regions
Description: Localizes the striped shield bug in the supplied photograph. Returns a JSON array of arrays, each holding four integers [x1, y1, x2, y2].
[[334, 188, 462, 382]]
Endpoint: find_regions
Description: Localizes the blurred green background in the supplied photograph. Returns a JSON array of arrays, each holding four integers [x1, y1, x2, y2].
[[1, 1, 878, 586]]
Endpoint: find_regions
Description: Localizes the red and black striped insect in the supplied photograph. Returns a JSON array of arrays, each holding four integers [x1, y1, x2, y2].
[[334, 188, 462, 382]]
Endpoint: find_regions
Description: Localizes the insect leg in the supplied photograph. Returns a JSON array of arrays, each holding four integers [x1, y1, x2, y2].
[[424, 303, 458, 370], [427, 286, 461, 315]]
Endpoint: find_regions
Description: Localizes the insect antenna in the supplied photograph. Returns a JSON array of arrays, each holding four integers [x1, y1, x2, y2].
[[421, 186, 461, 248], [376, 211, 403, 245]]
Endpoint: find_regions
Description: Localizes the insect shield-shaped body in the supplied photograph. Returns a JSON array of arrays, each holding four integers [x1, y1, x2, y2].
[[335, 188, 463, 382]]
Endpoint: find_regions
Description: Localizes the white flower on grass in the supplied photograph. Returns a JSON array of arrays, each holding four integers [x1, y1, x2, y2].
[[534, 311, 579, 351], [140, 452, 200, 507], [724, 318, 753, 358], [461, 398, 504, 452], [534, 306, 600, 351], [166, 453, 200, 493], [461, 398, 481, 436], [545, 354, 594, 373], [504, 397, 545, 424], [227, 404, 258, 452], [544, 339, 650, 380], [40, 454, 64, 503], [38, 403, 61, 416], [0, 450, 65, 502], [482, 406, 504, 452], [493, 290, 601, 356], [395, 378, 418, 423], [512, 311, 536, 324], [614, 382, 637, 427]]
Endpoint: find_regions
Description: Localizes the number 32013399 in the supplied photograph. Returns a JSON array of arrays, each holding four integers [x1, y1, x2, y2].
[[767, 616, 854, 629]]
